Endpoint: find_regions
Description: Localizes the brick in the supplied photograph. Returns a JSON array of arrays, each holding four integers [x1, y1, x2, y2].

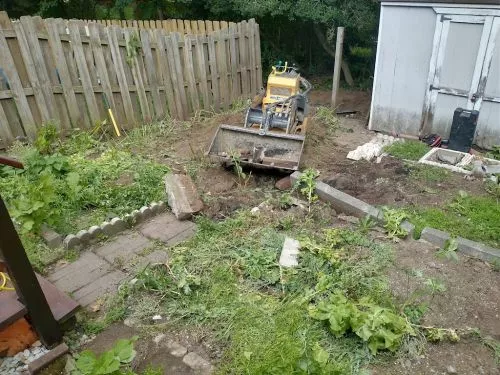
[[290, 172, 382, 220], [139, 213, 196, 245], [95, 232, 152, 264], [164, 174, 203, 220], [275, 176, 292, 190], [72, 270, 127, 306], [48, 252, 111, 293], [28, 343, 69, 374]]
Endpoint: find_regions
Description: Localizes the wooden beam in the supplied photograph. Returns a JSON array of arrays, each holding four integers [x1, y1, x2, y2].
[[331, 27, 345, 108], [0, 195, 62, 348]]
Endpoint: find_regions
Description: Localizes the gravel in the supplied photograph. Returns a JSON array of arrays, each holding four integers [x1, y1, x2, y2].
[[0, 341, 49, 374]]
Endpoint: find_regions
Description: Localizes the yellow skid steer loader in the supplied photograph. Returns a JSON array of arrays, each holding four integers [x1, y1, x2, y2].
[[207, 63, 312, 171]]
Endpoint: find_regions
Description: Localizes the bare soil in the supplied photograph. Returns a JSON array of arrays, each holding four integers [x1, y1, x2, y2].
[[370, 238, 500, 374]]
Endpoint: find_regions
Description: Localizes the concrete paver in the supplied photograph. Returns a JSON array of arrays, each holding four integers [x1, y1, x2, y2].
[[139, 213, 196, 245], [47, 214, 197, 307]]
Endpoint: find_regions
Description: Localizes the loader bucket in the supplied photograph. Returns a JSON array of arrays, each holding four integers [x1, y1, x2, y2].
[[207, 124, 305, 172]]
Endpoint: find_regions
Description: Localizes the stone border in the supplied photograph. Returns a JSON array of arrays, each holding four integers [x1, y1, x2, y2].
[[290, 171, 500, 263], [290, 172, 415, 238], [63, 201, 166, 250], [420, 227, 500, 263]]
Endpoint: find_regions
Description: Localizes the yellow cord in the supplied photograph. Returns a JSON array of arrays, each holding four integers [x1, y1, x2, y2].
[[0, 272, 14, 291]]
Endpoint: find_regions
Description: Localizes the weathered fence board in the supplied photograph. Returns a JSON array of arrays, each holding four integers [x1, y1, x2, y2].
[[0, 12, 262, 146]]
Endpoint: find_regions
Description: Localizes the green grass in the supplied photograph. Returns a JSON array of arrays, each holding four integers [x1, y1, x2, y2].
[[83, 211, 408, 374], [406, 193, 500, 248], [384, 141, 430, 161], [409, 165, 451, 183]]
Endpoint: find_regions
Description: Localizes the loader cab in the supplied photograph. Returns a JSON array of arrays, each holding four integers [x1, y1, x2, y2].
[[262, 66, 301, 109]]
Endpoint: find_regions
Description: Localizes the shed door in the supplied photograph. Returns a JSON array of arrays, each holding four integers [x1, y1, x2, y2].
[[421, 14, 498, 147]]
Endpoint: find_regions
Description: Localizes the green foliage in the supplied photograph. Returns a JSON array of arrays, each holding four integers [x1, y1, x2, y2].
[[436, 238, 459, 262], [294, 168, 319, 211], [314, 106, 339, 134], [406, 192, 500, 248], [382, 207, 408, 241], [410, 164, 451, 183], [125, 32, 141, 66], [34, 122, 59, 154], [357, 216, 376, 234], [384, 141, 430, 161], [486, 145, 500, 160], [68, 336, 154, 375], [309, 292, 413, 354]]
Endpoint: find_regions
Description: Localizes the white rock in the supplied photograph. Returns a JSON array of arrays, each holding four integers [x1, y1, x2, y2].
[[153, 333, 166, 345], [279, 237, 300, 268], [152, 314, 162, 321], [250, 207, 260, 215]]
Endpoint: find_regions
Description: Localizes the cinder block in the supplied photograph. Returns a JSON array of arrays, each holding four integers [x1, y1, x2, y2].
[[290, 172, 382, 220], [400, 220, 415, 238]]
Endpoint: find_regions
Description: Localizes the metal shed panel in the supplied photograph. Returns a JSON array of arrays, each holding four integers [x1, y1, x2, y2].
[[369, 6, 437, 135]]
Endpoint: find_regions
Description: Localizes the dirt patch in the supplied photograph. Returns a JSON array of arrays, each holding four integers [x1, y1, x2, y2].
[[369, 238, 500, 374], [309, 89, 371, 118]]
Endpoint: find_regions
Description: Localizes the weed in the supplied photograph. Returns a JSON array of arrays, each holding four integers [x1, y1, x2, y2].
[[486, 145, 500, 161], [314, 106, 339, 135], [485, 179, 500, 198], [357, 215, 376, 234], [34, 122, 59, 154], [384, 141, 429, 161], [278, 192, 293, 209], [228, 150, 251, 186], [382, 207, 408, 241], [435, 238, 459, 261], [410, 164, 450, 183], [294, 168, 320, 212]]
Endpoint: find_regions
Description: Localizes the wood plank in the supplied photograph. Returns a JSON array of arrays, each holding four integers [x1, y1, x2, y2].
[[177, 19, 185, 34], [0, 101, 15, 145], [215, 30, 229, 109], [0, 28, 37, 138], [88, 23, 117, 121], [220, 21, 229, 30], [190, 20, 198, 34], [45, 18, 83, 129], [195, 35, 210, 110], [165, 33, 188, 119], [107, 25, 136, 126], [197, 20, 206, 35], [206, 20, 213, 34], [140, 29, 163, 119], [153, 30, 177, 118], [248, 19, 257, 95], [229, 24, 239, 100], [0, 292, 27, 330], [12, 21, 51, 124], [32, 16, 71, 132], [68, 21, 100, 126], [161, 20, 168, 30], [207, 32, 220, 110], [238, 21, 250, 96], [124, 29, 151, 123], [184, 20, 191, 34], [184, 35, 200, 113], [213, 21, 221, 31], [253, 20, 263, 89], [36, 274, 80, 323]]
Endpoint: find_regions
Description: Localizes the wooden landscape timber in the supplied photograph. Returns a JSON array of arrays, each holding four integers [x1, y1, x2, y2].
[[0, 12, 262, 147]]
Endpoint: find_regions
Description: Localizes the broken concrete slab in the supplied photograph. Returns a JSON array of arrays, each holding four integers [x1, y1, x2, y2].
[[420, 227, 500, 263], [290, 171, 382, 220], [279, 237, 300, 268], [165, 174, 203, 220], [139, 213, 196, 246]]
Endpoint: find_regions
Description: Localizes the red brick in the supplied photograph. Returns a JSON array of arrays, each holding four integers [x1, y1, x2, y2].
[[275, 176, 292, 190]]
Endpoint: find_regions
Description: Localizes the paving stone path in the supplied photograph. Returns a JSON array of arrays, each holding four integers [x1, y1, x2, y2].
[[48, 213, 196, 307]]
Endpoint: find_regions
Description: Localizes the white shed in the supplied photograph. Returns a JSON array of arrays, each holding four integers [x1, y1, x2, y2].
[[369, 0, 500, 149]]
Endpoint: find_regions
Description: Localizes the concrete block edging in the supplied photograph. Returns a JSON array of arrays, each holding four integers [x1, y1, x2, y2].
[[290, 172, 499, 263], [63, 201, 167, 250]]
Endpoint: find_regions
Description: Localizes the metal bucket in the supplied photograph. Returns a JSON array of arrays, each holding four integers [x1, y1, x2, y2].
[[207, 124, 305, 172]]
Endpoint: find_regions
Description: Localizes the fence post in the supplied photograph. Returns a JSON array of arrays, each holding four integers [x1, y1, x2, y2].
[[0, 195, 62, 348], [331, 27, 345, 108]]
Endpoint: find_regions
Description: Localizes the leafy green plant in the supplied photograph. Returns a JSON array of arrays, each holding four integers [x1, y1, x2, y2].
[[229, 150, 251, 186], [125, 32, 141, 66], [486, 145, 500, 160], [436, 238, 459, 261], [384, 140, 429, 161], [309, 292, 414, 354], [34, 122, 59, 154], [357, 215, 376, 234], [294, 168, 319, 212], [68, 336, 138, 375], [382, 207, 408, 241]]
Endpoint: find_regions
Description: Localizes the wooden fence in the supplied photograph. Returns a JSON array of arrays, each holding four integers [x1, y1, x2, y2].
[[0, 12, 262, 148], [81, 19, 232, 35]]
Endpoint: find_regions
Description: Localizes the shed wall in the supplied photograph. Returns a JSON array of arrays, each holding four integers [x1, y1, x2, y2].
[[370, 5, 437, 135]]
